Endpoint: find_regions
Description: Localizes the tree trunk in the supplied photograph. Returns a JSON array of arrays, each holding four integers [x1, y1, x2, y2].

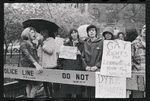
[[4, 38, 7, 64]]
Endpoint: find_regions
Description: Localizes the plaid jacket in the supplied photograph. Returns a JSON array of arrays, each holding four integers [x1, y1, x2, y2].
[[131, 36, 145, 71]]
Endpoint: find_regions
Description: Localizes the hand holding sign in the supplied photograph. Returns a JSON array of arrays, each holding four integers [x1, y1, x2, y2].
[[91, 66, 98, 72], [86, 66, 91, 71], [76, 49, 81, 55]]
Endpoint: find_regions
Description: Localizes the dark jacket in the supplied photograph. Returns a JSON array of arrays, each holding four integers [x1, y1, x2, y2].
[[20, 40, 39, 68], [60, 39, 85, 95], [82, 36, 103, 70]]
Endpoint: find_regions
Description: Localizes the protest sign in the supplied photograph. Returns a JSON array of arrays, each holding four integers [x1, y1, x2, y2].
[[55, 37, 64, 52], [59, 45, 77, 60], [95, 72, 126, 98], [100, 40, 131, 77]]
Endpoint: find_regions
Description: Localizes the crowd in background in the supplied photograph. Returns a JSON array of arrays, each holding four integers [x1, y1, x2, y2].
[[19, 24, 146, 98]]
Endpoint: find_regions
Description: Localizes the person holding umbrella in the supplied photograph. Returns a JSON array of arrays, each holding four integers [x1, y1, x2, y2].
[[20, 27, 43, 98], [39, 29, 61, 98]]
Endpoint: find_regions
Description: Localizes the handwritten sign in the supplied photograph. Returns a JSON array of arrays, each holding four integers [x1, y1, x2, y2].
[[100, 40, 131, 77], [95, 72, 126, 98], [59, 45, 77, 60], [55, 37, 64, 52]]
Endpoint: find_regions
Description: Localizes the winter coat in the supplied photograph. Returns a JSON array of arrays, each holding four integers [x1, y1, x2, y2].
[[81, 36, 103, 97], [82, 36, 104, 70], [39, 37, 58, 69], [20, 40, 39, 68], [19, 40, 40, 85], [131, 36, 145, 71], [60, 39, 85, 94]]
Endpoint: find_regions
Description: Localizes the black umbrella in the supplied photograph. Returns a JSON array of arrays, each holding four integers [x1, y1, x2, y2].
[[23, 19, 59, 37]]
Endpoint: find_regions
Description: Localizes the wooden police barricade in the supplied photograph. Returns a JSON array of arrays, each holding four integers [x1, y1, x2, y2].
[[4, 65, 145, 98], [4, 66, 95, 87]]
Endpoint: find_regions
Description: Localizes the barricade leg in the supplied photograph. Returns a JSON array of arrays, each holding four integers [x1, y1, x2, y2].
[[30, 84, 41, 98], [126, 90, 131, 98], [132, 90, 144, 98], [26, 83, 31, 98]]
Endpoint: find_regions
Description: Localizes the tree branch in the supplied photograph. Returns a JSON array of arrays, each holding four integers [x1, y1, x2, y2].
[[114, 4, 129, 16], [126, 5, 145, 20], [46, 3, 53, 19]]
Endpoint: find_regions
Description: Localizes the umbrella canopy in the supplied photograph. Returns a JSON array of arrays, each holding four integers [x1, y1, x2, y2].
[[22, 19, 60, 36], [77, 25, 89, 40]]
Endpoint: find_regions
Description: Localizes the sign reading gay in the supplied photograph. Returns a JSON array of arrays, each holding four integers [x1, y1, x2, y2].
[[95, 72, 126, 98], [100, 40, 131, 77]]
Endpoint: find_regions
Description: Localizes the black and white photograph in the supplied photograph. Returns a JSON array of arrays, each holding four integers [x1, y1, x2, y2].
[[4, 3, 145, 98]]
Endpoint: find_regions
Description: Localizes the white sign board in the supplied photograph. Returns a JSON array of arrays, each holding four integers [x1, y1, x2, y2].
[[100, 40, 131, 77], [59, 45, 77, 60], [95, 72, 126, 98]]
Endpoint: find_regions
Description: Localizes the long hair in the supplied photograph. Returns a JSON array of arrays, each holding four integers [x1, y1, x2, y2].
[[69, 28, 79, 40], [21, 27, 36, 40]]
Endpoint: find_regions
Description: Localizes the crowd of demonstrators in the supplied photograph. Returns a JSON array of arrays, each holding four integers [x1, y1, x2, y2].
[[19, 24, 145, 98]]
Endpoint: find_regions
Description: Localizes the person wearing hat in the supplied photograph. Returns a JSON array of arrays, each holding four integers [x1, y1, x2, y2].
[[131, 25, 146, 98], [20, 27, 43, 98], [102, 27, 115, 40], [39, 29, 62, 98], [82, 25, 104, 98]]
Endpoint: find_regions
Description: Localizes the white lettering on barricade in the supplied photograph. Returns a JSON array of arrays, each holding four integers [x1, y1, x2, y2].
[[101, 40, 131, 78], [95, 72, 126, 98], [4, 66, 95, 86]]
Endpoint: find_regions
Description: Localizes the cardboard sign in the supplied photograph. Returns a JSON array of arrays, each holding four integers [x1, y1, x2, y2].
[[59, 45, 77, 60], [95, 72, 126, 98], [101, 40, 131, 77]]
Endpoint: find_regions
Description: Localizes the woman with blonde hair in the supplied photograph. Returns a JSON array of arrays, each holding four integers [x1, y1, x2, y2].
[[20, 27, 43, 98]]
